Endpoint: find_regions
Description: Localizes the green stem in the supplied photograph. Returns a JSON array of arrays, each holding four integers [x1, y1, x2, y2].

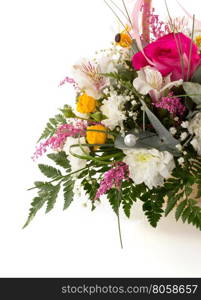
[[187, 15, 195, 81], [116, 187, 123, 249], [164, 0, 185, 80]]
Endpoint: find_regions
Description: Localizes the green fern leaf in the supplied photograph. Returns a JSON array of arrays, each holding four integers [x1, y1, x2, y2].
[[165, 196, 178, 216], [46, 184, 61, 213], [182, 206, 192, 223], [23, 197, 46, 228], [175, 200, 187, 221], [38, 114, 66, 142], [38, 164, 62, 179], [107, 188, 120, 215], [141, 188, 165, 228], [47, 152, 70, 169], [63, 178, 75, 210]]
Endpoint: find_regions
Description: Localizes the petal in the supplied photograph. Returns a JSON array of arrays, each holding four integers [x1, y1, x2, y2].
[[160, 79, 183, 93], [144, 67, 163, 90], [133, 77, 152, 94], [132, 51, 148, 70]]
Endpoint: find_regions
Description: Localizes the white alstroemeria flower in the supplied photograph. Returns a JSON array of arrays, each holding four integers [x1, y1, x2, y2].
[[123, 148, 175, 189], [63, 137, 89, 173], [72, 57, 116, 99], [133, 66, 183, 101]]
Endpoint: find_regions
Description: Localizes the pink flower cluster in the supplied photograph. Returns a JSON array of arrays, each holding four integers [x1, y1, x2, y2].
[[141, 6, 170, 41], [95, 163, 129, 200], [58, 76, 76, 87], [154, 93, 186, 117], [32, 121, 87, 160]]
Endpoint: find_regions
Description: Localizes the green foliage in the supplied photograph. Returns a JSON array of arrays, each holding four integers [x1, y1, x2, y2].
[[38, 164, 62, 179], [47, 151, 70, 169], [175, 200, 187, 221], [107, 188, 120, 215], [38, 114, 66, 142], [63, 177, 75, 210], [163, 158, 201, 231], [141, 188, 165, 228], [102, 72, 135, 92], [78, 166, 100, 210], [90, 112, 107, 122], [25, 154, 75, 227], [45, 184, 61, 213], [60, 105, 76, 118], [24, 182, 61, 228], [23, 197, 46, 228], [121, 181, 144, 218], [183, 82, 201, 108]]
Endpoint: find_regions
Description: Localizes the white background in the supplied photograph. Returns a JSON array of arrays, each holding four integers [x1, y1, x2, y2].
[[0, 0, 201, 277]]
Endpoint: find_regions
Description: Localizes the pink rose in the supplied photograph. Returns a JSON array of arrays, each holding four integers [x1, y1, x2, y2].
[[132, 33, 201, 80]]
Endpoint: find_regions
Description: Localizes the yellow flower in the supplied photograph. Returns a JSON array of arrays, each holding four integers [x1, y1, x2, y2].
[[86, 125, 107, 146], [115, 25, 132, 48], [77, 93, 97, 114], [196, 35, 201, 47]]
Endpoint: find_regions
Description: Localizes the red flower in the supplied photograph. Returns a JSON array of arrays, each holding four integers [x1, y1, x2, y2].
[[132, 33, 201, 80]]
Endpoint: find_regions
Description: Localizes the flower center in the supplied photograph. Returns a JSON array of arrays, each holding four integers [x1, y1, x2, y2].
[[135, 153, 154, 162]]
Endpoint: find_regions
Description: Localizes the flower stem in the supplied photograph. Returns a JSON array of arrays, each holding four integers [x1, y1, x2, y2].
[[117, 211, 123, 249], [116, 187, 123, 249]]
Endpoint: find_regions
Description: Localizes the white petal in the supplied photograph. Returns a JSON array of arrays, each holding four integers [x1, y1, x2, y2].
[[144, 66, 163, 90], [133, 77, 152, 94], [160, 79, 183, 93]]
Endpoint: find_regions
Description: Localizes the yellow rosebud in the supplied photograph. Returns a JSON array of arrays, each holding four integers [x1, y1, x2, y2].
[[115, 26, 132, 48], [196, 35, 201, 47], [77, 93, 97, 114], [86, 125, 107, 146]]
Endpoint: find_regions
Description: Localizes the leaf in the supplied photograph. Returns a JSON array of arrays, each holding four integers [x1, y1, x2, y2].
[[34, 181, 46, 188], [183, 82, 201, 107], [47, 152, 70, 169], [182, 206, 192, 223], [107, 188, 120, 215], [140, 100, 180, 154], [60, 105, 76, 118], [115, 130, 180, 156], [192, 66, 201, 84], [23, 197, 46, 228], [175, 200, 187, 221], [165, 194, 180, 216], [63, 178, 75, 210], [46, 184, 61, 213], [38, 164, 62, 179], [121, 182, 143, 218], [90, 112, 103, 122], [38, 114, 66, 142]]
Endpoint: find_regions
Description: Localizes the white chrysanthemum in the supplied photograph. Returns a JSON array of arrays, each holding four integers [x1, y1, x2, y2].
[[72, 57, 115, 98], [63, 137, 89, 173], [100, 94, 127, 130], [133, 66, 183, 101], [123, 148, 175, 189], [188, 112, 201, 155]]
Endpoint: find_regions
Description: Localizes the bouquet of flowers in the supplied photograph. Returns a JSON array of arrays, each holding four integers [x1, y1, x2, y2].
[[25, 0, 201, 247]]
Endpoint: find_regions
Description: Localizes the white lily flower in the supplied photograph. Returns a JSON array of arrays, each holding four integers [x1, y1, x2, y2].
[[72, 57, 116, 99], [133, 66, 183, 101]]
